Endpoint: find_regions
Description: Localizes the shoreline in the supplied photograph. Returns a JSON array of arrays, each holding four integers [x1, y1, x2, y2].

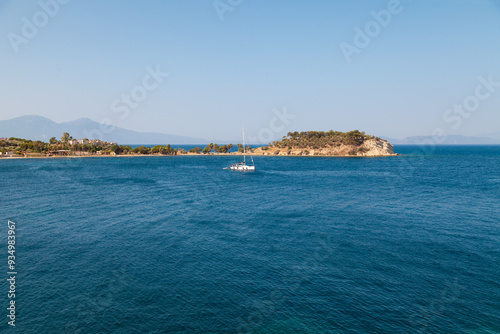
[[0, 152, 401, 160]]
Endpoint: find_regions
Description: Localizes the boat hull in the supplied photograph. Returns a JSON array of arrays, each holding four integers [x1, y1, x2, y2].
[[229, 164, 255, 171]]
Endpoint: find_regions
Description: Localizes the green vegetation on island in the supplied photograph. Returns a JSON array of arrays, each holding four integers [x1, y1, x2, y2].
[[254, 130, 396, 156], [271, 130, 377, 149], [0, 130, 396, 158], [0, 133, 240, 157], [200, 143, 234, 154]]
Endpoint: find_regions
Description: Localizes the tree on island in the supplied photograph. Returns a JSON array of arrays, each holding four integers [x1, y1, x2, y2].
[[199, 143, 234, 154], [61, 132, 72, 143], [217, 145, 228, 153], [49, 137, 58, 144], [121, 145, 132, 154], [132, 146, 151, 154], [110, 144, 121, 155], [150, 145, 176, 155], [189, 147, 202, 154], [202, 143, 218, 154], [270, 130, 375, 149]]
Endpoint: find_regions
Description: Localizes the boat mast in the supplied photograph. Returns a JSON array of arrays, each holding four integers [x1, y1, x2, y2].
[[242, 127, 246, 163]]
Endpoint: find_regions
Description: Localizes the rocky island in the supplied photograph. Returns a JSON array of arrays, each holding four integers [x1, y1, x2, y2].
[[251, 130, 397, 157]]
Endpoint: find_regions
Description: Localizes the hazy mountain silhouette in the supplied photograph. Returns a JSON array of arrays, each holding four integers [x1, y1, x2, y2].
[[1, 115, 497, 145], [383, 134, 500, 145], [0, 115, 208, 144]]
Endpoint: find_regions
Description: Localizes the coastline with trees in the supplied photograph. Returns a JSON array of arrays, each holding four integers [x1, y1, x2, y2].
[[0, 130, 398, 159]]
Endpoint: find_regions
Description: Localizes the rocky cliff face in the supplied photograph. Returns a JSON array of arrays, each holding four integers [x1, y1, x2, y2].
[[359, 138, 396, 156], [252, 138, 397, 157]]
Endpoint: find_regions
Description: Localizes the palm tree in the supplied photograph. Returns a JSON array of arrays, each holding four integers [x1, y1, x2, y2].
[[61, 132, 72, 143]]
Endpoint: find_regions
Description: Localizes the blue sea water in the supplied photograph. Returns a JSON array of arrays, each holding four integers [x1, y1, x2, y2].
[[1, 145, 499, 333]]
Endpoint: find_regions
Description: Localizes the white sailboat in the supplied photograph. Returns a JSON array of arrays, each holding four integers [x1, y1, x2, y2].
[[229, 128, 255, 171]]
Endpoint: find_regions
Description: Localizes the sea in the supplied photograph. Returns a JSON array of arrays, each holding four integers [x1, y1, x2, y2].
[[1, 145, 499, 333]]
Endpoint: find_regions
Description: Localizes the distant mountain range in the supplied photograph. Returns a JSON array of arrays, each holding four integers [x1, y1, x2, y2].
[[383, 134, 500, 145], [0, 115, 208, 145], [0, 115, 498, 145]]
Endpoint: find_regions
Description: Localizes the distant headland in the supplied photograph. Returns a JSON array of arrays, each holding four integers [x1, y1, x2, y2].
[[253, 130, 397, 157], [0, 130, 398, 158]]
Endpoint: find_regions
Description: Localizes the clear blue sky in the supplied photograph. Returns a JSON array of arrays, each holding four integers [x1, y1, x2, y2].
[[1, 0, 499, 142]]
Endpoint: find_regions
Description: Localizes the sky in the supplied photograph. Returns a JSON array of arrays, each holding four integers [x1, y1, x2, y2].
[[1, 0, 499, 142]]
